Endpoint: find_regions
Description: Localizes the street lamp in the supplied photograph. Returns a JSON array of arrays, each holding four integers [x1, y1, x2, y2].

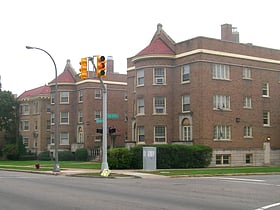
[[26, 46, 60, 172]]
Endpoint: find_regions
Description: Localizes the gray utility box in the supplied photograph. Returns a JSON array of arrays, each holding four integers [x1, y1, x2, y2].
[[143, 147, 157, 171]]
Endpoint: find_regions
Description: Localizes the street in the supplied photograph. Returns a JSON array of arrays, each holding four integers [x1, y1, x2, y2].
[[0, 170, 279, 210]]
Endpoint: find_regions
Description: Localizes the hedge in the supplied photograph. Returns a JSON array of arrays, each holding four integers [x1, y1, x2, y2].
[[108, 144, 212, 169]]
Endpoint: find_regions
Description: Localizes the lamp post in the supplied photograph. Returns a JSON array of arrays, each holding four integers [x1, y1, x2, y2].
[[26, 46, 60, 172]]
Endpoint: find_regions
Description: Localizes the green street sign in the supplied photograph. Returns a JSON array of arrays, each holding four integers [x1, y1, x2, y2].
[[96, 114, 119, 123]]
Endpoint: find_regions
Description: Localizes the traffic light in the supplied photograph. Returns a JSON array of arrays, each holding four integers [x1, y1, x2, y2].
[[96, 128, 103, 134], [96, 55, 106, 78], [109, 127, 116, 135], [79, 57, 88, 79]]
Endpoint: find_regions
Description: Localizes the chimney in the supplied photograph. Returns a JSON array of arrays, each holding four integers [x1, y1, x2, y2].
[[106, 56, 114, 73], [221, 24, 239, 43]]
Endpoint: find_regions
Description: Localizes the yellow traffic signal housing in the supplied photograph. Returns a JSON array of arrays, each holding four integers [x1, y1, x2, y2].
[[79, 57, 88, 79], [96, 55, 106, 78]]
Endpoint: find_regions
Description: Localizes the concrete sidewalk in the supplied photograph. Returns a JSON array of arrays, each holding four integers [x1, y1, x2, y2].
[[59, 168, 168, 179]]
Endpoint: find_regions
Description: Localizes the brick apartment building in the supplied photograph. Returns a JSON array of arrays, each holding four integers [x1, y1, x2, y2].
[[127, 23, 280, 166], [19, 58, 127, 159], [18, 85, 51, 154]]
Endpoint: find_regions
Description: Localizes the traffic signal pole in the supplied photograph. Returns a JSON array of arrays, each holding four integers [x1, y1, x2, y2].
[[88, 57, 109, 172], [99, 79, 109, 171]]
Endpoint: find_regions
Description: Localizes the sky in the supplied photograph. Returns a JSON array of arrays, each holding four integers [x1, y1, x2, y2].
[[1, 0, 280, 96]]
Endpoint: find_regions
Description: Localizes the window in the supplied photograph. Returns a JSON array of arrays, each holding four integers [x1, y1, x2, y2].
[[95, 110, 102, 119], [213, 95, 230, 110], [137, 98, 144, 115], [243, 126, 253, 138], [33, 101, 39, 114], [182, 118, 192, 141], [154, 96, 166, 114], [263, 111, 270, 126], [137, 126, 145, 142], [136, 69, 144, 86], [51, 93, 55, 104], [34, 120, 38, 130], [23, 137, 29, 147], [154, 67, 165, 84], [78, 111, 83, 123], [243, 96, 252, 109], [214, 125, 231, 140], [212, 64, 230, 80], [246, 154, 253, 164], [21, 104, 30, 115], [78, 90, 83, 102], [60, 132, 69, 145], [182, 95, 190, 112], [60, 92, 69, 104], [20, 120, 29, 131], [242, 67, 251, 79], [154, 126, 166, 143], [182, 65, 190, 82], [46, 120, 51, 130], [46, 105, 51, 113], [51, 113, 55, 125], [262, 83, 269, 97], [95, 89, 102, 99], [51, 133, 55, 144], [60, 112, 69, 124], [216, 154, 231, 165]]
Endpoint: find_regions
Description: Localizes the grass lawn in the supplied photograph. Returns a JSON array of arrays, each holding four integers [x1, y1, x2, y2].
[[153, 166, 280, 176], [0, 160, 101, 171]]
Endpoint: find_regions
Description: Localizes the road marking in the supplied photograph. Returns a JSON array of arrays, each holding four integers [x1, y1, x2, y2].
[[218, 177, 265, 182], [254, 202, 280, 210]]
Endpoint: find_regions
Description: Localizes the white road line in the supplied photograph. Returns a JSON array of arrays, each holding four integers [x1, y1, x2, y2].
[[254, 202, 280, 210], [217, 177, 265, 182]]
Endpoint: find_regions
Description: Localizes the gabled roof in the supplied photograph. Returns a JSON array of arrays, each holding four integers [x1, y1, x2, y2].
[[18, 85, 50, 99], [136, 23, 176, 56], [50, 59, 76, 84]]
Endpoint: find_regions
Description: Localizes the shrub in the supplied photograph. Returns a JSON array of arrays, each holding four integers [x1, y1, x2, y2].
[[58, 150, 75, 161], [38, 151, 52, 161], [75, 148, 88, 161], [108, 148, 133, 169]]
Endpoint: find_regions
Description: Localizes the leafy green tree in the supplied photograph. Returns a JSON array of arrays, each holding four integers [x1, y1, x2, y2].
[[0, 90, 24, 159]]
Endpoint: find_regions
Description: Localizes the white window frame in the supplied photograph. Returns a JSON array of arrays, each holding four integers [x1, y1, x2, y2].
[[153, 96, 166, 114], [153, 67, 166, 85], [137, 126, 145, 142], [51, 93, 55, 104], [95, 89, 102, 99], [243, 96, 252, 109], [243, 126, 253, 138], [213, 95, 230, 110], [78, 90, 83, 102], [154, 125, 166, 143], [137, 98, 144, 115], [181, 65, 190, 82], [214, 125, 231, 140], [60, 132, 69, 145], [60, 92, 69, 104], [60, 112, 69, 124], [242, 67, 251, 79], [263, 111, 270, 126], [95, 110, 102, 119], [262, 83, 269, 97], [183, 125, 192, 141], [216, 154, 231, 165], [212, 64, 230, 80], [182, 95, 190, 112], [136, 69, 144, 86], [78, 111, 83, 124]]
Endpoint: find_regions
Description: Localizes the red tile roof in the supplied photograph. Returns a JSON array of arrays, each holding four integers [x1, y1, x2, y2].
[[18, 85, 50, 99], [50, 60, 76, 84], [136, 38, 175, 56]]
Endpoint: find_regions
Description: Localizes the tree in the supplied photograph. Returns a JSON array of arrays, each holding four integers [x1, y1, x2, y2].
[[0, 91, 24, 159]]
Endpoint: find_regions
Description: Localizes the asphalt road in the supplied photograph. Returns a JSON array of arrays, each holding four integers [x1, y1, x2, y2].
[[0, 170, 279, 210]]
